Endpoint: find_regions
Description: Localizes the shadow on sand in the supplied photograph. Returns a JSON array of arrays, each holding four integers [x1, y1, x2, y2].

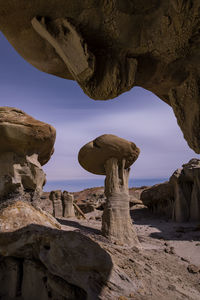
[[57, 218, 101, 235], [131, 207, 200, 242]]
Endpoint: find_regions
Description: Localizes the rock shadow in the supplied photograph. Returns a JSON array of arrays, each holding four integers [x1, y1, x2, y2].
[[0, 224, 113, 300], [131, 207, 200, 242], [57, 218, 101, 235]]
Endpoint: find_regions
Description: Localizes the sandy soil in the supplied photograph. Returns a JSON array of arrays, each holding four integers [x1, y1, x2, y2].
[[57, 206, 200, 300]]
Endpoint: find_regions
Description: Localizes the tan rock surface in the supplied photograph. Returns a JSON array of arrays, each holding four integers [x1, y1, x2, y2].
[[0, 107, 56, 199], [63, 191, 75, 218], [0, 225, 113, 300], [0, 107, 56, 165], [141, 158, 200, 222], [1, 2, 200, 153], [0, 200, 61, 232], [0, 152, 46, 198], [50, 190, 63, 218], [78, 134, 140, 175]]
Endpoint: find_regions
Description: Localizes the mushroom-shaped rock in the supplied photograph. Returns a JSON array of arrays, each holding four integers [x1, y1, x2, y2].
[[78, 134, 139, 175], [78, 134, 140, 246], [0, 107, 56, 199]]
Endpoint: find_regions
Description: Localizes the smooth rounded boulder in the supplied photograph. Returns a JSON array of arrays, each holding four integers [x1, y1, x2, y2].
[[0, 107, 56, 165], [78, 134, 140, 175]]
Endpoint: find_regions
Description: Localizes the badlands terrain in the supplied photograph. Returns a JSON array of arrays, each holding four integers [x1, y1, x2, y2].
[[37, 186, 200, 300]]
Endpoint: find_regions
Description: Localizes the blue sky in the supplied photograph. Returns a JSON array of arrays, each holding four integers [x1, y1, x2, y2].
[[0, 32, 199, 185]]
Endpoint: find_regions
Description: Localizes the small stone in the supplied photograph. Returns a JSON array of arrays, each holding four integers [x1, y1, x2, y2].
[[187, 264, 200, 274], [131, 246, 140, 253], [168, 284, 176, 291], [164, 247, 175, 254], [114, 240, 124, 246], [181, 257, 189, 263], [118, 296, 128, 300]]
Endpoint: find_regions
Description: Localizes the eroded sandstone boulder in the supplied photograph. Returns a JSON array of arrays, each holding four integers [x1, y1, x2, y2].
[[79, 134, 140, 246], [0, 107, 55, 165], [141, 158, 200, 222], [0, 225, 113, 300], [0, 107, 56, 199], [0, 200, 61, 232], [1, 2, 200, 153]]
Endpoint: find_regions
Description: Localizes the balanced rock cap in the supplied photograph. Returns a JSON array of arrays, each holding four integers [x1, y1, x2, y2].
[[78, 134, 140, 175], [0, 107, 56, 165]]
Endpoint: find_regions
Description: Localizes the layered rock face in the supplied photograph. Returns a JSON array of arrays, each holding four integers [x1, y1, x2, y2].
[[141, 159, 200, 222], [1, 1, 200, 153], [0, 107, 56, 199], [49, 190, 75, 218], [79, 134, 140, 246]]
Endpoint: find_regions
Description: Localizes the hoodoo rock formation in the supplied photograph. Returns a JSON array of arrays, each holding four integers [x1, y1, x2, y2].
[[0, 106, 58, 230], [141, 158, 200, 222], [0, 107, 56, 199], [78, 134, 140, 246], [50, 190, 75, 218], [0, 109, 116, 300], [1, 1, 200, 153]]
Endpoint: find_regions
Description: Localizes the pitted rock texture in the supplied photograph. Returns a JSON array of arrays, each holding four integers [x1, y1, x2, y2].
[[1, 2, 200, 152], [141, 158, 200, 222]]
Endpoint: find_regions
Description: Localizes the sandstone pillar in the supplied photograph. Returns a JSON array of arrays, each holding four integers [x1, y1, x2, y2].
[[63, 191, 75, 218], [102, 158, 139, 246]]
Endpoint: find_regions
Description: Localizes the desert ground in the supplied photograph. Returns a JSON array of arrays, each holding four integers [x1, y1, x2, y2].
[[48, 186, 200, 300]]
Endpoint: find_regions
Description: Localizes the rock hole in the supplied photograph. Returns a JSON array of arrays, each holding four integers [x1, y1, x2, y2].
[[44, 245, 50, 250], [16, 259, 24, 297]]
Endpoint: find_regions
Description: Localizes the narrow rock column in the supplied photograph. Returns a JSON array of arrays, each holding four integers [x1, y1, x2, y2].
[[102, 158, 140, 246], [62, 191, 75, 218], [171, 169, 189, 222], [50, 190, 63, 218]]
